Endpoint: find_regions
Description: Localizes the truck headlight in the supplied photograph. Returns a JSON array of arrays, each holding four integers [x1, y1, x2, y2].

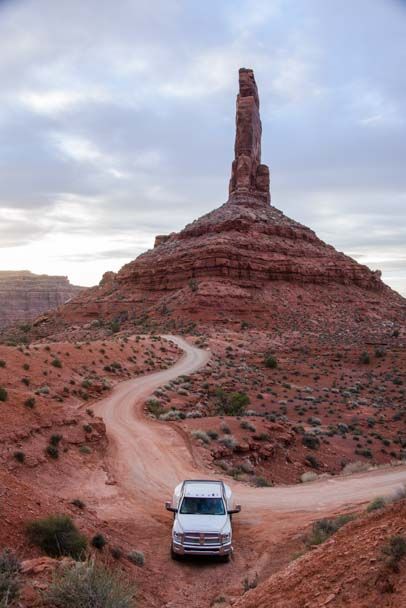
[[221, 533, 231, 544], [173, 531, 183, 543]]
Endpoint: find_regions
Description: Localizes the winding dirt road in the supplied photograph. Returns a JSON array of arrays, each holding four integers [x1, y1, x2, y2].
[[88, 335, 406, 607], [95, 335, 406, 515]]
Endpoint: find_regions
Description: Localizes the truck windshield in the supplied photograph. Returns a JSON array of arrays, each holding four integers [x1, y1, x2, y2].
[[180, 497, 225, 515]]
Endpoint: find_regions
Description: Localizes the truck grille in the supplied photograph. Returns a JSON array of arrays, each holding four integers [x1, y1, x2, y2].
[[183, 533, 221, 546]]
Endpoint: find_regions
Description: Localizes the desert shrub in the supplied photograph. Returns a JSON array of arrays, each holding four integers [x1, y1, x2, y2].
[[110, 547, 123, 560], [219, 435, 237, 450], [71, 499, 86, 509], [302, 434, 320, 450], [45, 559, 135, 608], [127, 550, 145, 566], [301, 471, 318, 483], [26, 515, 87, 558], [189, 278, 198, 292], [367, 497, 386, 512], [359, 352, 370, 365], [255, 432, 271, 442], [146, 399, 164, 418], [341, 461, 370, 475], [109, 320, 121, 334], [159, 410, 184, 421], [307, 515, 355, 545], [220, 423, 231, 434], [375, 348, 386, 358], [264, 354, 278, 369], [13, 451, 25, 463], [50, 434, 63, 446], [207, 430, 219, 440], [389, 484, 406, 503], [0, 549, 21, 607], [191, 430, 210, 444], [0, 388, 8, 402], [91, 534, 107, 550], [79, 446, 92, 455], [355, 447, 372, 459], [215, 389, 250, 416], [0, 360, 5, 368], [46, 445, 59, 459], [253, 476, 271, 487], [24, 397, 36, 409], [51, 358, 62, 368], [240, 420, 256, 432], [381, 535, 406, 571], [305, 455, 320, 469]]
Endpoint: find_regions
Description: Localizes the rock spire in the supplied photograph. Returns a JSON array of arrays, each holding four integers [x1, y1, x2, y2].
[[228, 68, 270, 205]]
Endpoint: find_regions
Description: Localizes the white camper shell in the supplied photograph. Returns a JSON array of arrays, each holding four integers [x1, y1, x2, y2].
[[165, 479, 241, 561]]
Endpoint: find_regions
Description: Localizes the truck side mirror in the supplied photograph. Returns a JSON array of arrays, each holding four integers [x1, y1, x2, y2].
[[165, 501, 178, 513], [227, 504, 241, 514]]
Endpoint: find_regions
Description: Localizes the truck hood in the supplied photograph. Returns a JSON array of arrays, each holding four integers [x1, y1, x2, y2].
[[176, 514, 229, 534]]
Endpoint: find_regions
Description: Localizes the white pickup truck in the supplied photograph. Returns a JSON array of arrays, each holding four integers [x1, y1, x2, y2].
[[165, 479, 241, 561]]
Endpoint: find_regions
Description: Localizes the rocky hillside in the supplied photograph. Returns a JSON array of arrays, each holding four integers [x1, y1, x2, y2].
[[0, 270, 83, 329]]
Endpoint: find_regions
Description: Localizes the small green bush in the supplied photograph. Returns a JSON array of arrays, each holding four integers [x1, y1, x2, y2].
[[253, 476, 271, 487], [71, 499, 86, 509], [46, 445, 59, 459], [91, 534, 107, 550], [0, 549, 21, 607], [264, 354, 278, 369], [207, 430, 219, 440], [51, 358, 62, 368], [45, 559, 135, 608], [367, 497, 386, 512], [359, 352, 370, 365], [215, 389, 250, 416], [307, 514, 355, 545], [0, 360, 6, 368], [191, 430, 210, 444], [13, 451, 25, 463], [25, 515, 87, 558], [127, 550, 145, 566], [24, 397, 36, 409], [0, 388, 8, 402], [302, 434, 320, 450], [50, 434, 63, 446], [381, 535, 406, 571], [146, 399, 164, 418], [110, 547, 123, 560]]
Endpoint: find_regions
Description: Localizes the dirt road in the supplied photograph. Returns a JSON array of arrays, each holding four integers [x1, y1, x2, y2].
[[95, 335, 406, 514], [89, 335, 406, 607]]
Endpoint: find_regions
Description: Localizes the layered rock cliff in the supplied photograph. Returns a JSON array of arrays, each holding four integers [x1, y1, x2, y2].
[[0, 271, 83, 328]]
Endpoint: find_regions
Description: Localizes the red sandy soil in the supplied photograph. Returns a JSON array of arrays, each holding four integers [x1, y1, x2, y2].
[[1, 335, 405, 608]]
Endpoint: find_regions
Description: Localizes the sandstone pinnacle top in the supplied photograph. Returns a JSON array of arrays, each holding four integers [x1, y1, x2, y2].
[[228, 68, 270, 206]]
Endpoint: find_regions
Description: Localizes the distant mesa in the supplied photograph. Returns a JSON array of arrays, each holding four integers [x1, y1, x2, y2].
[[0, 270, 83, 329], [35, 68, 405, 332]]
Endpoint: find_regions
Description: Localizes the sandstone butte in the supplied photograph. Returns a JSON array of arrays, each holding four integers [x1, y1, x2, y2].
[[0, 270, 82, 329], [40, 68, 405, 333]]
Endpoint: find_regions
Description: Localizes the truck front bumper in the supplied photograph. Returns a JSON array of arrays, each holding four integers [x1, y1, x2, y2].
[[172, 540, 232, 557]]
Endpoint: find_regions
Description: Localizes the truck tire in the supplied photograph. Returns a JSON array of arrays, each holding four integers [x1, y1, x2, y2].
[[171, 545, 182, 561]]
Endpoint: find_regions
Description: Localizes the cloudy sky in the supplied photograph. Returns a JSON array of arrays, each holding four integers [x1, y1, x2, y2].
[[1, 0, 405, 294]]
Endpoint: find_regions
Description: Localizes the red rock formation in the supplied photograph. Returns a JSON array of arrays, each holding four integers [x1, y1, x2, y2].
[[229, 68, 270, 205], [0, 270, 83, 329], [37, 68, 404, 332]]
